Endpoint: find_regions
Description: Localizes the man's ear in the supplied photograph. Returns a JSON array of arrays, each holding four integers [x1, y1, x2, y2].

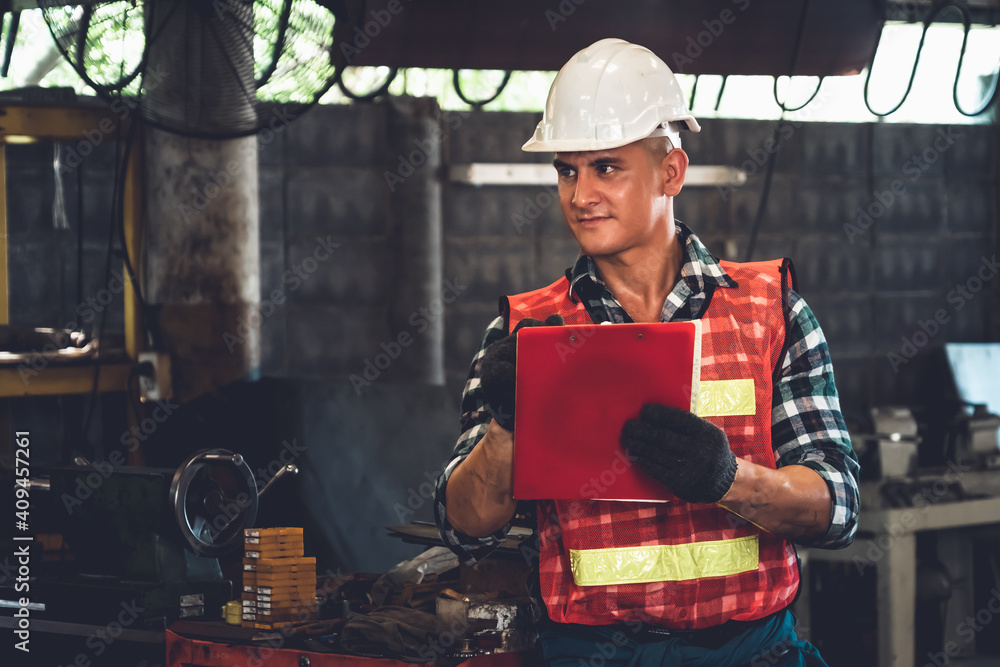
[[661, 148, 688, 197]]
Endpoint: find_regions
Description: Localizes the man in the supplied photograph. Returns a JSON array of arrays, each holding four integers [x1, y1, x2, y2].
[[434, 39, 859, 666]]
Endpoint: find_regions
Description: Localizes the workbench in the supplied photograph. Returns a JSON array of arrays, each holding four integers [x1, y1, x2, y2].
[[800, 491, 1000, 667], [166, 626, 527, 667]]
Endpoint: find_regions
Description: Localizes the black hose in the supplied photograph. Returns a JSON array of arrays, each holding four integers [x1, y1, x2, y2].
[[453, 69, 512, 109]]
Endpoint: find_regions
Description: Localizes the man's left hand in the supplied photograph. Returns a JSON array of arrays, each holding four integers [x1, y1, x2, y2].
[[621, 404, 738, 504]]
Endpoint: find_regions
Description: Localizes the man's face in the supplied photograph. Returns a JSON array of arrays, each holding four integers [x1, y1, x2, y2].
[[553, 141, 674, 259]]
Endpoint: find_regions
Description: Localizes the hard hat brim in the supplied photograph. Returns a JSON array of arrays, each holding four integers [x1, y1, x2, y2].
[[521, 117, 701, 153]]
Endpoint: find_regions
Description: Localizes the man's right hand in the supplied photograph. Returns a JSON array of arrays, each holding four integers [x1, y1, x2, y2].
[[480, 314, 564, 431], [446, 418, 518, 537]]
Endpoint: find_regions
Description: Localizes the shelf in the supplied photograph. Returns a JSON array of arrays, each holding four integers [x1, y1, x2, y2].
[[0, 361, 132, 397]]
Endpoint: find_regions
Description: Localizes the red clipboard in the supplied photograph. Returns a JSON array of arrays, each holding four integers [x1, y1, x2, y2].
[[512, 321, 701, 501]]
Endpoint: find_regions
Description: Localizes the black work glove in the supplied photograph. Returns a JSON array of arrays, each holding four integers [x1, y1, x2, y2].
[[621, 403, 738, 504], [480, 314, 564, 431]]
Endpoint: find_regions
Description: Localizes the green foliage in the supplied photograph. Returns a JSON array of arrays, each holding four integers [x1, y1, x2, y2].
[[0, 6, 551, 111]]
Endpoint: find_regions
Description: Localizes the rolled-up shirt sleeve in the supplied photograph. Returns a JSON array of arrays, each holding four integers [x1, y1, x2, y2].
[[771, 291, 861, 550], [434, 316, 512, 566]]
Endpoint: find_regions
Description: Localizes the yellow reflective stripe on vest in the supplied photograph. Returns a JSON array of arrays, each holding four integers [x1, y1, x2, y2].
[[698, 379, 756, 417], [569, 535, 759, 586]]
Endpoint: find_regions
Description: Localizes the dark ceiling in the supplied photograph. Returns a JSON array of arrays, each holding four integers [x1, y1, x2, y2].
[[338, 0, 886, 76]]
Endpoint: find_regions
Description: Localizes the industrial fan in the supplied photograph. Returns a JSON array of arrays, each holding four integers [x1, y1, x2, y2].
[[36, 0, 364, 138]]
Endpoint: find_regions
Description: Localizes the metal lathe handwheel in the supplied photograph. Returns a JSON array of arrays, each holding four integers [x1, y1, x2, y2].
[[169, 449, 259, 557]]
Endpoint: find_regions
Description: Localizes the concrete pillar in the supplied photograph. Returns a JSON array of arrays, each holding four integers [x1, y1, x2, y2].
[[142, 0, 260, 401], [385, 97, 445, 386]]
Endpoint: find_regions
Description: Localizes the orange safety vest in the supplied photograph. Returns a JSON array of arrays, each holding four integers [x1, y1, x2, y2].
[[505, 259, 800, 630]]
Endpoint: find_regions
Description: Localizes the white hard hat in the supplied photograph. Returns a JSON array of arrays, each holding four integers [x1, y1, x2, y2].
[[522, 38, 701, 153]]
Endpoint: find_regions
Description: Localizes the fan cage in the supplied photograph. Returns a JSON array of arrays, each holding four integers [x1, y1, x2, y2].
[[38, 0, 344, 139]]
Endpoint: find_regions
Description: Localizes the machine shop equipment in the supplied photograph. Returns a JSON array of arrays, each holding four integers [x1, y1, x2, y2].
[[851, 344, 1000, 505], [436, 593, 539, 658], [804, 343, 1000, 667], [382, 521, 541, 660], [4, 449, 297, 628]]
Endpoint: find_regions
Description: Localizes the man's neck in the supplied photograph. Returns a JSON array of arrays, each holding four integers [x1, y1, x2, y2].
[[591, 230, 684, 323]]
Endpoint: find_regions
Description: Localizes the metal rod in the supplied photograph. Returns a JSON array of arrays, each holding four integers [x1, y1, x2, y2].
[[201, 452, 244, 466], [258, 463, 298, 498]]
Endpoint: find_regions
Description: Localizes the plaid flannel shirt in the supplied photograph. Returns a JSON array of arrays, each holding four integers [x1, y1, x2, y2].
[[434, 222, 860, 566]]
